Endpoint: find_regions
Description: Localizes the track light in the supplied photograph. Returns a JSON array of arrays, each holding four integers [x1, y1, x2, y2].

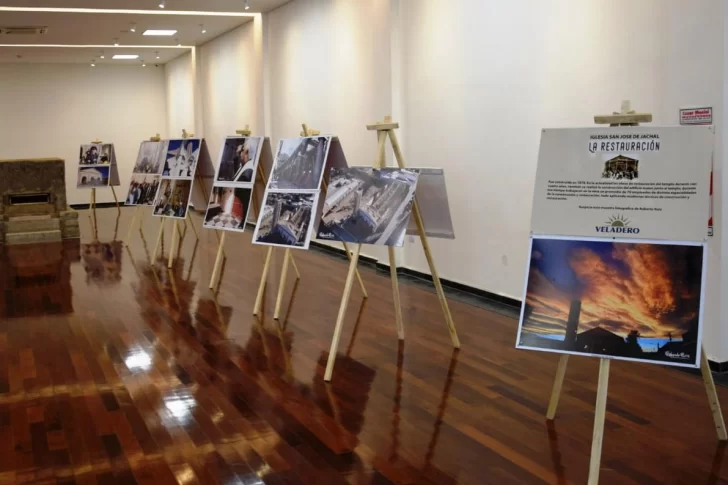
[[113, 38, 119, 46], [155, 51, 160, 59], [142, 60, 146, 67], [176, 38, 181, 46], [200, 24, 206, 34], [91, 59, 96, 67], [100, 50, 105, 59], [244, 0, 250, 10], [130, 23, 137, 32], [159, 0, 165, 8]]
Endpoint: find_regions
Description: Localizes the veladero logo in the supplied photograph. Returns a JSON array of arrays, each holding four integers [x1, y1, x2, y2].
[[596, 214, 640, 235]]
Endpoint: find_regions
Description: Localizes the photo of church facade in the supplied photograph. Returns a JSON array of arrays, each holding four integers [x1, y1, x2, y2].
[[517, 237, 705, 367]]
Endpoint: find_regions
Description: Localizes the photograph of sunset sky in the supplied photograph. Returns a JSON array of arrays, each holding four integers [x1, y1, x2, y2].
[[517, 237, 705, 367]]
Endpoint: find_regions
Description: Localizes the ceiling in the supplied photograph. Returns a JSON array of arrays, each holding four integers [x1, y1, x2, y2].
[[0, 0, 290, 64]]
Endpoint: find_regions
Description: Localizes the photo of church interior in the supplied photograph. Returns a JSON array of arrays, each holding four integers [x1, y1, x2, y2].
[[1, 1, 727, 484]]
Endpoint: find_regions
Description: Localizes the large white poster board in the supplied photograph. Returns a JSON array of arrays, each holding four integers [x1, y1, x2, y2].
[[518, 125, 713, 369], [531, 126, 713, 242]]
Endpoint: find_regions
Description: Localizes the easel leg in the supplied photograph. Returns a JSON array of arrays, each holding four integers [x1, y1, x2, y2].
[[388, 246, 404, 340], [186, 211, 199, 240], [588, 359, 610, 485], [153, 222, 165, 261], [253, 247, 273, 316], [125, 206, 140, 246], [209, 232, 226, 290], [274, 249, 292, 320], [547, 355, 570, 420], [111, 186, 121, 216], [701, 347, 728, 440], [342, 241, 368, 298], [289, 251, 301, 280], [167, 220, 178, 269], [325, 244, 362, 382]]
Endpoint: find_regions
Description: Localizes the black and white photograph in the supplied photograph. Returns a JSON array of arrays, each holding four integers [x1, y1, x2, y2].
[[125, 173, 161, 206], [253, 192, 317, 249], [216, 137, 262, 183], [162, 139, 200, 178], [516, 237, 706, 368], [153, 179, 192, 219], [269, 137, 331, 190], [132, 141, 165, 174], [77, 166, 110, 188], [204, 186, 253, 231], [602, 154, 640, 180], [79, 144, 113, 165], [317, 167, 419, 247]]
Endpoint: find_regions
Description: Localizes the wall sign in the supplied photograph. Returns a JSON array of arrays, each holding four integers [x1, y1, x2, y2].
[[680, 107, 713, 126]]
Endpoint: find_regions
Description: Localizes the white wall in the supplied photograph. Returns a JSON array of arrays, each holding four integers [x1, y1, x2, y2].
[[164, 52, 195, 139], [0, 63, 167, 205], [198, 21, 259, 163], [267, 0, 394, 260]]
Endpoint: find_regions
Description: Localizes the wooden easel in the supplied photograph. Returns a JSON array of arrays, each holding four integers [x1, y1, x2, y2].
[[208, 126, 253, 290], [323, 116, 460, 382], [125, 133, 162, 249], [252, 124, 367, 319], [545, 101, 726, 485], [88, 138, 121, 240], [150, 129, 203, 268]]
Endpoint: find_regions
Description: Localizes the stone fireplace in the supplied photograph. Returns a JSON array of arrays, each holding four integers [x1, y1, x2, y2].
[[0, 158, 80, 244]]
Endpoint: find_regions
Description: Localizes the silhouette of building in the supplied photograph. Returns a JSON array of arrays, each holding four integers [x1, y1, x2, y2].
[[565, 299, 581, 344]]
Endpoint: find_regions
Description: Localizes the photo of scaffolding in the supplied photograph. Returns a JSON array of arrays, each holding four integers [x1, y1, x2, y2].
[[253, 192, 318, 249], [317, 167, 419, 247], [269, 137, 331, 190]]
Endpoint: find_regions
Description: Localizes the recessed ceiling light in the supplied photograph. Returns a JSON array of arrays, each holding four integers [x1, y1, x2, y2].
[[112, 54, 139, 59], [143, 29, 177, 36], [130, 23, 137, 32]]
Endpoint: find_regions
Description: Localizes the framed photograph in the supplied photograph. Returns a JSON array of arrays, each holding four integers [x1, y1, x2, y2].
[[162, 139, 201, 179], [269, 137, 331, 191], [215, 137, 263, 184], [252, 191, 319, 249], [152, 179, 193, 219], [203, 186, 254, 232], [132, 141, 165, 174], [516, 236, 706, 368], [317, 167, 419, 247], [77, 166, 110, 188], [125, 173, 161, 206], [79, 143, 113, 165]]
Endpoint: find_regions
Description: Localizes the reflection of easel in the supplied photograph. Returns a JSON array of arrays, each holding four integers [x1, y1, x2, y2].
[[125, 133, 162, 249], [150, 129, 203, 268], [88, 138, 122, 241], [252, 123, 367, 319], [545, 101, 726, 485], [323, 116, 460, 382], [208, 125, 255, 290]]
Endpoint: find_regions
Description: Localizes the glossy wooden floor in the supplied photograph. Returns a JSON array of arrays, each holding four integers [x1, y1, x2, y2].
[[2, 207, 728, 485]]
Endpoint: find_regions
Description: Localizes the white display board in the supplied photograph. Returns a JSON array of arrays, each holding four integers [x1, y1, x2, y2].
[[531, 126, 713, 242]]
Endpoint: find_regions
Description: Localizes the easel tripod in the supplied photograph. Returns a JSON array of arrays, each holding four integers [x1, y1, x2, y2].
[[324, 116, 460, 382]]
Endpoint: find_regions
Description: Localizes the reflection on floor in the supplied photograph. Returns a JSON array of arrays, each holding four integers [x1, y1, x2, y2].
[[0, 207, 727, 484]]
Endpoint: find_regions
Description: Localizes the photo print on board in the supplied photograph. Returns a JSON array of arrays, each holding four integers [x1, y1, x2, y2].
[[162, 139, 201, 179], [516, 236, 706, 368], [133, 141, 165, 174], [204, 186, 254, 231], [269, 137, 331, 190], [216, 137, 262, 183], [253, 191, 318, 249], [125, 173, 161, 206], [77, 166, 110, 188], [79, 144, 113, 165], [317, 167, 419, 247], [153, 178, 193, 219]]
